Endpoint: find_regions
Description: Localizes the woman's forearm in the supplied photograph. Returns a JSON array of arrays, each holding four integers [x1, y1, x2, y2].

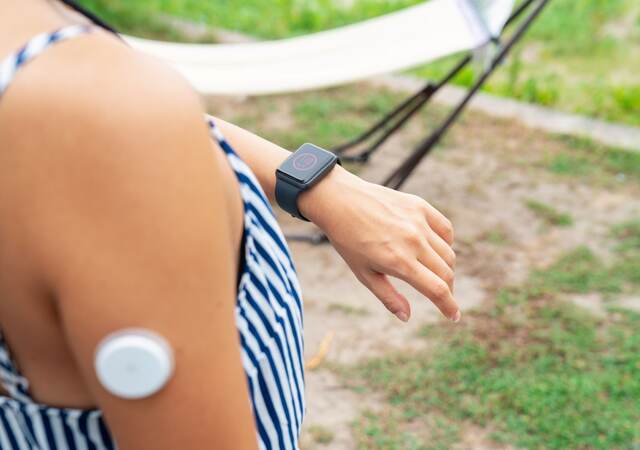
[[213, 117, 286, 200], [212, 117, 351, 228], [214, 116, 460, 322]]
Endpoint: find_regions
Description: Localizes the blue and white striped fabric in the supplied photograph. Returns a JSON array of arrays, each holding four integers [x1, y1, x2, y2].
[[0, 26, 305, 450], [207, 117, 306, 450], [0, 25, 91, 97]]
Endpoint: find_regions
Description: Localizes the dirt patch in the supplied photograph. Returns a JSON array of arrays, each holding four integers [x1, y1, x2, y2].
[[299, 369, 367, 450], [569, 293, 607, 317], [457, 424, 520, 450], [614, 295, 640, 312]]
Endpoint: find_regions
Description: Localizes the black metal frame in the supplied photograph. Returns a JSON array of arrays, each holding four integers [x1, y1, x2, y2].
[[287, 0, 550, 243]]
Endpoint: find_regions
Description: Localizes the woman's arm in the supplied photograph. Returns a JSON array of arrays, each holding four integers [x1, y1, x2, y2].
[[21, 40, 258, 450], [215, 118, 460, 323]]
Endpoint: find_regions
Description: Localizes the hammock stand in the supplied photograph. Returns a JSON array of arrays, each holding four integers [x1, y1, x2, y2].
[[287, 0, 550, 244]]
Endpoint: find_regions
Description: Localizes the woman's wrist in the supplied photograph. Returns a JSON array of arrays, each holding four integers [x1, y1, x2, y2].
[[297, 165, 359, 230]]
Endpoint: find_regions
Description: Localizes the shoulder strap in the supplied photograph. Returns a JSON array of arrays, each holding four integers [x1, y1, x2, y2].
[[0, 24, 92, 99], [0, 331, 33, 403]]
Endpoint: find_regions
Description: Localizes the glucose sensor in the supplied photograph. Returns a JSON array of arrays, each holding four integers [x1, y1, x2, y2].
[[95, 329, 174, 399]]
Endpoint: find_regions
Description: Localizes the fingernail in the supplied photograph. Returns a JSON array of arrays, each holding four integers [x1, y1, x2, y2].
[[395, 311, 409, 322], [451, 310, 461, 323]]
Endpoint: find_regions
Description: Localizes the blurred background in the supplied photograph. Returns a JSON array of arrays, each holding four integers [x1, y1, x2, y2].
[[78, 1, 639, 449], [82, 0, 639, 125]]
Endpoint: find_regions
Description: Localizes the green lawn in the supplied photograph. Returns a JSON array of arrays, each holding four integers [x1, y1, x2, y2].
[[344, 221, 640, 450], [80, 0, 640, 126]]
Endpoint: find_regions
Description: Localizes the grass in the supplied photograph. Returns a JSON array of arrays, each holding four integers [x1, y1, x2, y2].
[[612, 219, 640, 286], [612, 219, 640, 255], [525, 199, 573, 227], [290, 89, 405, 147], [543, 135, 640, 186], [413, 0, 640, 126], [76, 0, 218, 41], [349, 306, 640, 449], [216, 86, 442, 156], [307, 424, 335, 445], [480, 229, 510, 246], [340, 220, 640, 449], [79, 0, 640, 126], [502, 218, 640, 299], [530, 247, 622, 295], [354, 409, 459, 450], [292, 96, 370, 147], [79, 0, 424, 40], [327, 302, 370, 316]]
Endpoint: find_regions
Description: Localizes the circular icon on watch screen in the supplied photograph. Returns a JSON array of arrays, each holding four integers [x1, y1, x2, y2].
[[293, 153, 318, 171]]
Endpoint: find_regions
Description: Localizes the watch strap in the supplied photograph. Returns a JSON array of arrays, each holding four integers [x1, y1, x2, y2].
[[275, 176, 309, 221]]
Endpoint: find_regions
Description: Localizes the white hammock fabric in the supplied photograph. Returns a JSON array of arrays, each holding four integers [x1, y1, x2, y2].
[[125, 0, 515, 96]]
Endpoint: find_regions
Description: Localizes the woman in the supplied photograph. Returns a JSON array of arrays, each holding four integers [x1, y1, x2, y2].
[[0, 0, 459, 449]]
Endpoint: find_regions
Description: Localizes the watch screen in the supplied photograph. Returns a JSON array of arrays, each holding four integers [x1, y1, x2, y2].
[[280, 143, 337, 183]]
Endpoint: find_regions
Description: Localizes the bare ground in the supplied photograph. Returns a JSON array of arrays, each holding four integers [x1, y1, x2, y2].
[[206, 86, 640, 449]]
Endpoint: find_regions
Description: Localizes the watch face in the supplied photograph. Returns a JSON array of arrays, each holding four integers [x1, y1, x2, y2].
[[293, 152, 318, 171], [279, 143, 337, 184]]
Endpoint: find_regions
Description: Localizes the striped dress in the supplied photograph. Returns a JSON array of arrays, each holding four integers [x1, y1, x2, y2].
[[0, 25, 305, 450]]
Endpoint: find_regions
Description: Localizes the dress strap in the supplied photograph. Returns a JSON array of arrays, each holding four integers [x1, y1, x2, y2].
[[0, 331, 33, 403], [206, 114, 237, 156], [0, 24, 92, 98]]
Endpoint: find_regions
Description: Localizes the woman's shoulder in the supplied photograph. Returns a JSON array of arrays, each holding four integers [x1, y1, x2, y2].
[[0, 25, 239, 280], [1, 27, 213, 177], [2, 28, 204, 152], [0, 27, 221, 229]]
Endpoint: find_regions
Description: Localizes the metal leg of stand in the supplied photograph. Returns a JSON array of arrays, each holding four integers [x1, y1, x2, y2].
[[331, 83, 437, 156], [330, 0, 542, 166], [333, 57, 469, 162], [383, 0, 551, 191], [284, 231, 329, 245]]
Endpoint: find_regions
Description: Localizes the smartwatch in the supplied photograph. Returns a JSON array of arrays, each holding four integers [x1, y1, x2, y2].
[[276, 143, 340, 221]]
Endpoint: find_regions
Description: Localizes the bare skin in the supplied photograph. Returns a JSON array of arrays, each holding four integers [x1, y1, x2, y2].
[[0, 0, 458, 447]]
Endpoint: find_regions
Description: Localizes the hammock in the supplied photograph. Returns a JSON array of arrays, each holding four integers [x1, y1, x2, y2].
[[125, 0, 516, 96], [126, 0, 550, 243]]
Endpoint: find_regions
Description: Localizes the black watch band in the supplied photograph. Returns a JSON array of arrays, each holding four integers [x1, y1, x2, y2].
[[275, 176, 308, 221], [275, 143, 340, 222]]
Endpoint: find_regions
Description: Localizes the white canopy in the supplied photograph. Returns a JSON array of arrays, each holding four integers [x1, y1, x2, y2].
[[125, 0, 515, 96]]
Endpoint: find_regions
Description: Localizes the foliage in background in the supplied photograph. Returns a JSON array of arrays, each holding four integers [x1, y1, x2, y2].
[[414, 0, 640, 125], [79, 0, 640, 126], [79, 0, 422, 38]]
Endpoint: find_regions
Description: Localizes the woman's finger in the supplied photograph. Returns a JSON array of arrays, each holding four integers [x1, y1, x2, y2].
[[423, 202, 454, 245], [357, 270, 411, 322], [428, 229, 456, 269], [399, 262, 460, 322], [418, 243, 455, 292]]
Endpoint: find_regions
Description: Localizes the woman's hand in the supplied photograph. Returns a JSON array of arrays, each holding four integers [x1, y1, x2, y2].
[[210, 118, 458, 322], [300, 166, 459, 323]]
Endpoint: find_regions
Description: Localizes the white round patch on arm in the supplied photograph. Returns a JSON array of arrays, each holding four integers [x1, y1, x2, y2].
[[95, 329, 174, 399]]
